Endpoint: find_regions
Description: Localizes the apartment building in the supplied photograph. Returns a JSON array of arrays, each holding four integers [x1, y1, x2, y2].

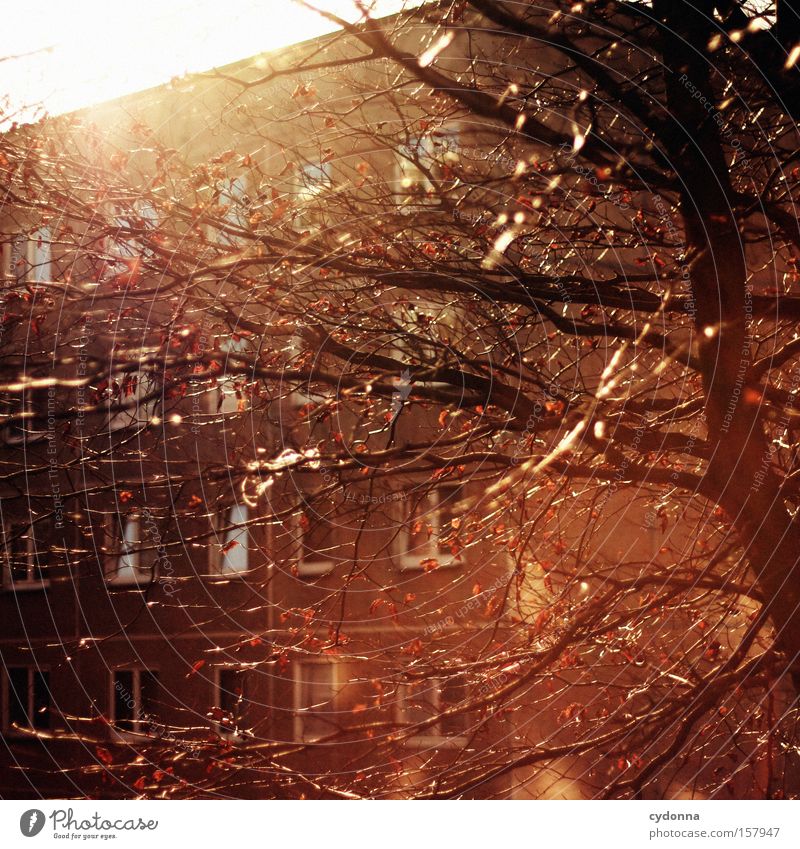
[[0, 16, 545, 799], [2, 6, 772, 800]]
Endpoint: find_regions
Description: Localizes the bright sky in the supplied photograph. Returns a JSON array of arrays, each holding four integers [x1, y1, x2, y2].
[[0, 1, 406, 124]]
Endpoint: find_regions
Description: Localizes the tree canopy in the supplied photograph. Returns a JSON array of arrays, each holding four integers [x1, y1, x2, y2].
[[2, 0, 800, 798]]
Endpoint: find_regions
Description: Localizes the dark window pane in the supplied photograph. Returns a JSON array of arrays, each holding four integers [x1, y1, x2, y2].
[[7, 667, 29, 728], [402, 680, 438, 727], [4, 393, 26, 441], [137, 520, 160, 573], [298, 664, 337, 740], [403, 492, 438, 561], [7, 525, 31, 582], [440, 675, 469, 736], [219, 670, 244, 715], [10, 233, 28, 284], [25, 388, 49, 438], [4, 388, 48, 442], [301, 502, 336, 564], [113, 670, 135, 729], [32, 671, 50, 730], [30, 518, 52, 583], [218, 669, 246, 729], [139, 671, 160, 728], [437, 484, 463, 528]]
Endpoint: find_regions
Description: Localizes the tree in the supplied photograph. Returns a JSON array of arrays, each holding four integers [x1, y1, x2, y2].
[[1, 0, 800, 798]]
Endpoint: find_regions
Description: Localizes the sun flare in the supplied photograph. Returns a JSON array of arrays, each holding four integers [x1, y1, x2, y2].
[[0, 0, 402, 124]]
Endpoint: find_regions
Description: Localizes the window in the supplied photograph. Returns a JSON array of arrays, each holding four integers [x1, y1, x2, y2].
[[396, 129, 458, 208], [1, 228, 51, 285], [3, 667, 50, 733], [386, 298, 467, 372], [396, 484, 465, 571], [297, 498, 336, 577], [211, 668, 249, 738], [113, 201, 157, 258], [1, 519, 50, 589], [208, 335, 253, 416], [105, 513, 158, 586], [216, 176, 249, 245], [1, 386, 49, 444], [293, 661, 339, 741], [209, 504, 250, 576], [396, 674, 470, 743], [295, 161, 332, 229], [285, 332, 321, 410], [111, 669, 160, 734]]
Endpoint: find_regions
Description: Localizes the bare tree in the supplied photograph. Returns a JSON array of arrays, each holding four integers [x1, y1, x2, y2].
[[2, 0, 800, 799]]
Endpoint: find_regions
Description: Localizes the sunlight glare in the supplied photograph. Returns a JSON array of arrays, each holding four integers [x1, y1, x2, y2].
[[0, 0, 404, 124]]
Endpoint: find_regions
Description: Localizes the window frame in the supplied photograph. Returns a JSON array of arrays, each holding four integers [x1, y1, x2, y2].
[[285, 332, 326, 411], [295, 497, 336, 578], [292, 660, 340, 742], [208, 175, 250, 247], [211, 666, 250, 740], [206, 334, 254, 417], [1, 228, 51, 285], [294, 160, 333, 230], [395, 126, 460, 209], [104, 512, 159, 587], [2, 666, 51, 735], [396, 674, 470, 748], [112, 200, 158, 259], [208, 503, 251, 578], [1, 519, 50, 591], [2, 385, 49, 445], [109, 668, 161, 737], [395, 483, 465, 572]]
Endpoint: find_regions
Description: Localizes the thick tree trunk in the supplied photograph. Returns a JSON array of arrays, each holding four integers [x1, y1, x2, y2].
[[656, 1, 800, 688]]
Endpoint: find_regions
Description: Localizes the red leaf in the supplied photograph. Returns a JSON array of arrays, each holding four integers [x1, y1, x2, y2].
[[188, 659, 206, 677], [403, 638, 424, 657], [270, 199, 292, 222], [533, 608, 551, 635], [292, 83, 317, 99], [113, 257, 142, 289], [95, 746, 113, 765], [212, 150, 237, 164]]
